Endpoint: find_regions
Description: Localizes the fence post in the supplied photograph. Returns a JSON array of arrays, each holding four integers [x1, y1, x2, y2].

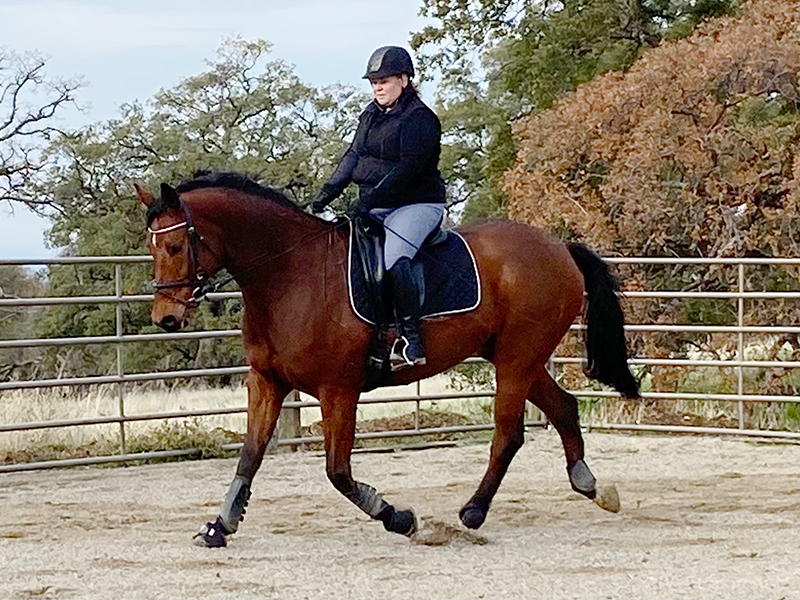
[[528, 356, 553, 428], [415, 379, 421, 431], [115, 264, 127, 455], [267, 390, 302, 453], [737, 263, 745, 430]]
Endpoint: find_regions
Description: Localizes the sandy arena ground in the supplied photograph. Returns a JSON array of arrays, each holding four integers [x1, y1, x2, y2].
[[0, 431, 798, 600]]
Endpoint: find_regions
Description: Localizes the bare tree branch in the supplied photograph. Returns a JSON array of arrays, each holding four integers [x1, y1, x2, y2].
[[0, 50, 83, 210]]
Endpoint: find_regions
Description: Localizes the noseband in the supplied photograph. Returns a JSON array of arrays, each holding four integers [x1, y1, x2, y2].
[[148, 202, 215, 306]]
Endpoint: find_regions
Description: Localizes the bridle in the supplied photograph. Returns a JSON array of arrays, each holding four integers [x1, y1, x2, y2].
[[147, 201, 218, 306]]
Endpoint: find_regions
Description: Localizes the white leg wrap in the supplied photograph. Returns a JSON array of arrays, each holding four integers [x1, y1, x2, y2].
[[352, 481, 390, 519], [218, 475, 251, 534]]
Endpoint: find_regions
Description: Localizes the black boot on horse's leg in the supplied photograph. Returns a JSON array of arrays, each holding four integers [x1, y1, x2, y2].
[[193, 475, 252, 548], [388, 257, 426, 371], [194, 372, 289, 548], [322, 389, 417, 536], [567, 460, 596, 498], [336, 477, 417, 536], [528, 373, 621, 513]]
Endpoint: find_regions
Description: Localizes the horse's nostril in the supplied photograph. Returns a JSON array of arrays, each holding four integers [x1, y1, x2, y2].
[[158, 315, 181, 332]]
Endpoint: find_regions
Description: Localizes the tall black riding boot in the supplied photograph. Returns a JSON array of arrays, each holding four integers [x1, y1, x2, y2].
[[388, 257, 426, 371]]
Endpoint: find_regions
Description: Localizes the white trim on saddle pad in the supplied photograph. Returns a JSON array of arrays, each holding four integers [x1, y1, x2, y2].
[[346, 220, 482, 326]]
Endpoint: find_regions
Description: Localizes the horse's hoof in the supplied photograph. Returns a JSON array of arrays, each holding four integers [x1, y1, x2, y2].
[[192, 521, 227, 548], [385, 508, 418, 536], [592, 484, 621, 513], [459, 505, 487, 530]]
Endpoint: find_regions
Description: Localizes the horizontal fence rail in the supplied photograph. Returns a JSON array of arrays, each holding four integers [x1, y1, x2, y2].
[[3, 325, 800, 351], [0, 255, 798, 473]]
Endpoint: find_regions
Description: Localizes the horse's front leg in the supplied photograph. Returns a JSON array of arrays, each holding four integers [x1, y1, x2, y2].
[[320, 387, 417, 536], [194, 369, 291, 547]]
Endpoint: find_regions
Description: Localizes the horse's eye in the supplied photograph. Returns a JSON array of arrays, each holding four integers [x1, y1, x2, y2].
[[168, 244, 182, 256]]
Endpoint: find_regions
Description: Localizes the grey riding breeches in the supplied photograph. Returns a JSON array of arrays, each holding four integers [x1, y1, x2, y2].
[[369, 203, 445, 270]]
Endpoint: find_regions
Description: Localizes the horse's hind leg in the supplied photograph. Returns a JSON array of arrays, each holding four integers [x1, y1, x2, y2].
[[459, 369, 528, 529], [194, 369, 291, 547], [320, 387, 417, 536], [528, 370, 620, 512]]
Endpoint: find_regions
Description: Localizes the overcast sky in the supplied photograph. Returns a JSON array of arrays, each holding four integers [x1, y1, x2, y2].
[[0, 0, 433, 259]]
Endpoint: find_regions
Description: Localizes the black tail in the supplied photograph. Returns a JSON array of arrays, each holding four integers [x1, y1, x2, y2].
[[567, 243, 640, 399]]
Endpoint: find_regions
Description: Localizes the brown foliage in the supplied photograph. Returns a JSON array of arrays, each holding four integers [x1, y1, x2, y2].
[[505, 0, 798, 258], [504, 0, 798, 415]]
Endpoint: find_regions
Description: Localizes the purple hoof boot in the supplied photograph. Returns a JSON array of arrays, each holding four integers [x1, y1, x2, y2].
[[193, 518, 228, 548]]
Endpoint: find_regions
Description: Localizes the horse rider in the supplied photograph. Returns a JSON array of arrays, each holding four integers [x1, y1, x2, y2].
[[312, 46, 447, 371]]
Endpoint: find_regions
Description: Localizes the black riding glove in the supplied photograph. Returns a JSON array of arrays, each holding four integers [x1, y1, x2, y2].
[[356, 187, 376, 212], [351, 206, 382, 236], [311, 184, 338, 213]]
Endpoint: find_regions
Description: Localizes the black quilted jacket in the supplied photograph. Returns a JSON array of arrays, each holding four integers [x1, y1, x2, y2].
[[322, 87, 446, 211]]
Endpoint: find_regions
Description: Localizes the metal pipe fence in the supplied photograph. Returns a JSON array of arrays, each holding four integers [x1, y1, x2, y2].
[[0, 255, 798, 473]]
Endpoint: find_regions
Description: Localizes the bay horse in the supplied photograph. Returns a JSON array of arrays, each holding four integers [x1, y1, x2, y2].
[[135, 172, 639, 548]]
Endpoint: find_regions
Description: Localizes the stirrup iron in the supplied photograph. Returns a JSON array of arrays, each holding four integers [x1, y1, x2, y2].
[[389, 336, 426, 371]]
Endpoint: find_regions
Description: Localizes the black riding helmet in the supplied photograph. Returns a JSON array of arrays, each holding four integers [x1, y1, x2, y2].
[[363, 46, 415, 80]]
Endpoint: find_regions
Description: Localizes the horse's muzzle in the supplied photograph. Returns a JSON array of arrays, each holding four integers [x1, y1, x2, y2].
[[157, 315, 183, 332]]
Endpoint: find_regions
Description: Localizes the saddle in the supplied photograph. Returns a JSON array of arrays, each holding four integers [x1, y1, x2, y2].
[[348, 216, 481, 390]]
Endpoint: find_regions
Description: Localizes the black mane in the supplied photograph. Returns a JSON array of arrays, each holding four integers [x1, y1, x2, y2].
[[147, 171, 303, 225], [176, 171, 300, 210]]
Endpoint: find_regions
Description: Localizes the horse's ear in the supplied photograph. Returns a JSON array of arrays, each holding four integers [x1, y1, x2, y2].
[[134, 183, 155, 207], [160, 183, 181, 210]]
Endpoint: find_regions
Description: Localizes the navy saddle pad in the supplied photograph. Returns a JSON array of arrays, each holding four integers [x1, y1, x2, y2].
[[347, 222, 481, 326]]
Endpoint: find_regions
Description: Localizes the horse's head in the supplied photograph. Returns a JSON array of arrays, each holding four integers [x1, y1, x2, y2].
[[136, 182, 220, 332]]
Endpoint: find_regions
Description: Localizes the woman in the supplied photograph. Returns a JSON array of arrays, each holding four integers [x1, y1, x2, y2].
[[312, 46, 446, 371]]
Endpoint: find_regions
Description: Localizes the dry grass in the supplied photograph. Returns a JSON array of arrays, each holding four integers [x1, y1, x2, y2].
[[1, 364, 795, 466], [0, 376, 486, 464]]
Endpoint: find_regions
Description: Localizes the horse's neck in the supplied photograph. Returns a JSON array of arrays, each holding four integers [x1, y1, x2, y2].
[[193, 192, 340, 289]]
